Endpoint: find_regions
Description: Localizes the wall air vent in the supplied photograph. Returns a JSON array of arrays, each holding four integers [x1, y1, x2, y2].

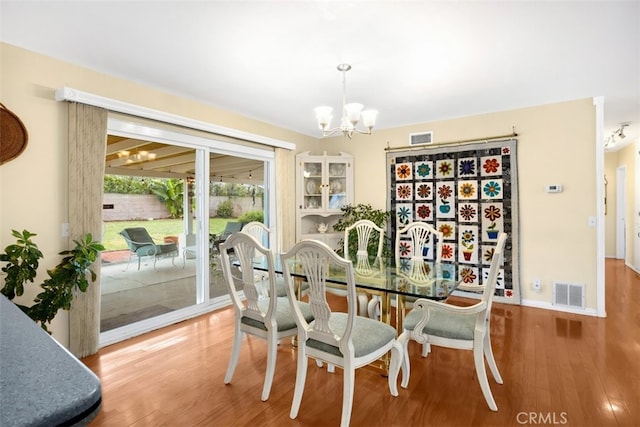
[[409, 131, 433, 146], [553, 282, 585, 309]]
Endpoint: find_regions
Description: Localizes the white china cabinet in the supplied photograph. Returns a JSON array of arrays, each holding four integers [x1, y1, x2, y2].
[[296, 151, 353, 250]]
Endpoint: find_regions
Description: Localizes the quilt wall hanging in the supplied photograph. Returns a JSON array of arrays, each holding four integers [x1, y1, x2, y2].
[[386, 139, 520, 304]]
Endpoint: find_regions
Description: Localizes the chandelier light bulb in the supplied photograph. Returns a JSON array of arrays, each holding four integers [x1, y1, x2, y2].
[[314, 106, 333, 130], [344, 103, 363, 126], [361, 109, 378, 129]]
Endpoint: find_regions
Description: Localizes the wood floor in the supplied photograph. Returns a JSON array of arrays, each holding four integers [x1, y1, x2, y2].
[[82, 259, 640, 426]]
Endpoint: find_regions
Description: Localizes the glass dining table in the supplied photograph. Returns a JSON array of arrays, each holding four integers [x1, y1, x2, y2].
[[254, 254, 461, 334], [247, 253, 462, 374]]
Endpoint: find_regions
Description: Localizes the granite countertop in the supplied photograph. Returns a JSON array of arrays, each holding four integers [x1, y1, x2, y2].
[[0, 295, 102, 426]]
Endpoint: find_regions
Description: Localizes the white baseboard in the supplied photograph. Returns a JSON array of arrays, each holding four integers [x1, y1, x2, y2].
[[625, 261, 640, 274], [520, 298, 602, 317]]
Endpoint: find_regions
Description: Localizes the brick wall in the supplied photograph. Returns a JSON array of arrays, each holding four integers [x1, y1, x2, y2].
[[103, 194, 169, 221], [102, 193, 262, 221], [209, 196, 263, 218]]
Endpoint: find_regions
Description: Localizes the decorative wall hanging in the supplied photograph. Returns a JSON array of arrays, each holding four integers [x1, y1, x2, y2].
[[386, 139, 520, 304], [0, 103, 29, 165]]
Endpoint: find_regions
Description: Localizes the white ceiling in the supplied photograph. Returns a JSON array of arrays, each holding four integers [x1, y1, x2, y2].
[[1, 1, 639, 149]]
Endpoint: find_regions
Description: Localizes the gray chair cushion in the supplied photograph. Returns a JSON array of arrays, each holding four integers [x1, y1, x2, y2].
[[307, 313, 396, 358], [242, 297, 313, 332], [274, 277, 309, 298], [403, 307, 476, 341]]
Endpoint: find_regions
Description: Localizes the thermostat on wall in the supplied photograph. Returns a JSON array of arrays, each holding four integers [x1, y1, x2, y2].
[[546, 184, 563, 193]]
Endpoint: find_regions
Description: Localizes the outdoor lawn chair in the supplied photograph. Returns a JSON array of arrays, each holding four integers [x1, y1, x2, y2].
[[219, 221, 243, 241], [211, 221, 244, 253], [119, 227, 179, 270]]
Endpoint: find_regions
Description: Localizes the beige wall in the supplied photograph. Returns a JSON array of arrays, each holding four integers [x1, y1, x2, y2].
[[1, 41, 604, 347], [0, 42, 316, 345], [320, 98, 600, 312]]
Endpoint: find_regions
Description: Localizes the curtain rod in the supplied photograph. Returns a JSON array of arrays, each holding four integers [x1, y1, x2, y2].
[[55, 86, 296, 151], [384, 129, 518, 152]]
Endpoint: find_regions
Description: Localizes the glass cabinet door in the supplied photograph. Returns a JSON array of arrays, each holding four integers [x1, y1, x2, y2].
[[296, 151, 353, 250], [327, 160, 348, 211], [302, 161, 323, 210]]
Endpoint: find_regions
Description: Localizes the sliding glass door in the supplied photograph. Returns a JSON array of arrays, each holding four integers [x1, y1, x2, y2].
[[100, 141, 204, 334], [100, 116, 276, 346]]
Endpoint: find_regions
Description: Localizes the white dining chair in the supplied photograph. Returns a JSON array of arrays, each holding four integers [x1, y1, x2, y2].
[[219, 231, 313, 401], [343, 219, 386, 317], [394, 221, 443, 282], [240, 221, 271, 248], [394, 232, 507, 411], [240, 221, 309, 299], [240, 221, 272, 293], [369, 221, 443, 324], [281, 239, 402, 427]]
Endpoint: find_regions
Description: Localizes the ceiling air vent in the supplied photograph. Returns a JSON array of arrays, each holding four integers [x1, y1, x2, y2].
[[409, 131, 433, 146]]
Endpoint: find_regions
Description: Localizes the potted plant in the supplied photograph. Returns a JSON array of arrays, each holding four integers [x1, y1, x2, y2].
[[460, 229, 475, 261], [333, 203, 393, 258], [484, 204, 502, 239], [0, 229, 104, 332], [486, 222, 499, 239], [437, 184, 453, 213]]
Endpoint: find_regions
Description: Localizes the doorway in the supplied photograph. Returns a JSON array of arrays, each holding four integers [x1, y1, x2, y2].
[[616, 165, 627, 260]]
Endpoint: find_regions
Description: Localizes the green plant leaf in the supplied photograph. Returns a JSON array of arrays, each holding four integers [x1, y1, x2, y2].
[[333, 203, 393, 258], [1, 229, 103, 332]]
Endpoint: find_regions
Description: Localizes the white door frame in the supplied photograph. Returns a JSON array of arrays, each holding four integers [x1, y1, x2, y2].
[[635, 142, 640, 271]]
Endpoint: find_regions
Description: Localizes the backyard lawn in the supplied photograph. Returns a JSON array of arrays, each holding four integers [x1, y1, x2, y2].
[[102, 218, 237, 251]]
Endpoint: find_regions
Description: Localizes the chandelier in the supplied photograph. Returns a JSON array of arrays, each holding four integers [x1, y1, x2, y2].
[[314, 64, 378, 139]]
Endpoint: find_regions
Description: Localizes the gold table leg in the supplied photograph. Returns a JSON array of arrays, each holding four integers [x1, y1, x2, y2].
[[290, 276, 306, 347], [363, 291, 394, 376]]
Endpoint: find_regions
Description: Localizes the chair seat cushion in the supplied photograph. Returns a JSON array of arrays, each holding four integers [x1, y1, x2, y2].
[[134, 243, 177, 257], [274, 277, 309, 297], [403, 306, 476, 341], [242, 297, 313, 332], [135, 244, 159, 256], [156, 242, 178, 255], [307, 313, 396, 358]]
